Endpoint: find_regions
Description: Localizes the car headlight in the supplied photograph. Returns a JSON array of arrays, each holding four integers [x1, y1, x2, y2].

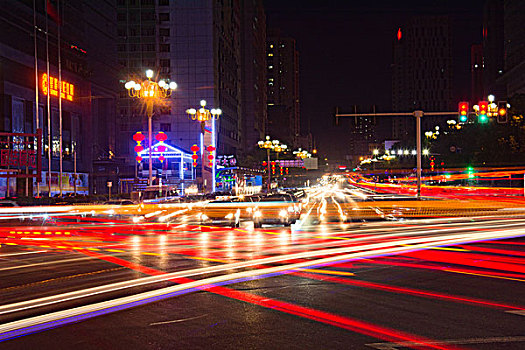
[[279, 209, 287, 217], [225, 213, 234, 220], [201, 214, 208, 221], [254, 211, 262, 218], [287, 206, 294, 213]]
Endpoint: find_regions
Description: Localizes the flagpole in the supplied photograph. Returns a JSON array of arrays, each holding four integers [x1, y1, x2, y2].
[[45, 0, 52, 197], [57, 0, 63, 197], [33, 0, 40, 197]]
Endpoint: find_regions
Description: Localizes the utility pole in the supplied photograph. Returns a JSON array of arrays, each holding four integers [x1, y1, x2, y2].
[[335, 109, 457, 199]]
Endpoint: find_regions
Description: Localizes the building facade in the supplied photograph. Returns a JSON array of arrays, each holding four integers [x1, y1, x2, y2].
[[392, 16, 453, 140], [500, 0, 525, 98], [483, 0, 506, 99], [240, 0, 267, 156], [117, 0, 250, 184], [471, 44, 484, 102], [266, 30, 300, 147], [1, 0, 118, 196]]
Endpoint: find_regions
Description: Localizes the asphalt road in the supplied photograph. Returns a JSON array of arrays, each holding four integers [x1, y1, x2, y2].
[[1, 186, 525, 349]]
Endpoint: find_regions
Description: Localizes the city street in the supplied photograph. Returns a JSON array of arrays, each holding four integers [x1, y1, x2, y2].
[[1, 186, 525, 349]]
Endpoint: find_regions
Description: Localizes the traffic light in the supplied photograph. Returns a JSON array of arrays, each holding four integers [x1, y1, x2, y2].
[[478, 101, 488, 123], [467, 166, 474, 179], [497, 101, 508, 124], [458, 101, 469, 123]]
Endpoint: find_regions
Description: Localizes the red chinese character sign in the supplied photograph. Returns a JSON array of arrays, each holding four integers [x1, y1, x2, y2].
[[0, 129, 42, 180]]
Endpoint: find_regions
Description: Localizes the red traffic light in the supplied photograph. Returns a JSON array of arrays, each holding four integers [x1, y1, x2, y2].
[[458, 102, 469, 115], [478, 101, 489, 115]]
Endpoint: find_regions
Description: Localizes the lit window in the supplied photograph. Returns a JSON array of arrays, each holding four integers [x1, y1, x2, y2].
[[268, 65, 273, 69], [270, 44, 274, 48], [268, 53, 273, 56]]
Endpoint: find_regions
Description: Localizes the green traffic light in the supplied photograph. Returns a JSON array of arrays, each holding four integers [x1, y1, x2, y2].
[[478, 114, 488, 123], [459, 115, 468, 123]]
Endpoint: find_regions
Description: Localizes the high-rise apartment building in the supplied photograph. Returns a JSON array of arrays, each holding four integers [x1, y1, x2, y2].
[[471, 44, 484, 102], [482, 0, 505, 98], [392, 16, 453, 140], [266, 30, 300, 147], [500, 0, 525, 98], [240, 0, 267, 154], [117, 0, 246, 176]]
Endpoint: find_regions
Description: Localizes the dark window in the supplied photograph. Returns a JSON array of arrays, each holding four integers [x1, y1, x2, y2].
[[158, 0, 169, 5], [160, 59, 170, 67], [141, 0, 154, 5], [159, 28, 170, 37], [141, 12, 155, 21], [160, 123, 171, 132], [117, 13, 126, 21], [159, 44, 170, 52], [159, 13, 169, 22], [142, 43, 155, 51], [141, 27, 155, 36]]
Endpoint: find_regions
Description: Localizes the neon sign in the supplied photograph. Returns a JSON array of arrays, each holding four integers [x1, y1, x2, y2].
[[41, 73, 74, 101]]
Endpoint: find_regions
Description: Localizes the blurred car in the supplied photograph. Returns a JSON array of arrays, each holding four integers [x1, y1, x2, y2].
[[0, 200, 19, 207], [252, 193, 301, 228], [201, 197, 243, 227], [103, 199, 135, 205]]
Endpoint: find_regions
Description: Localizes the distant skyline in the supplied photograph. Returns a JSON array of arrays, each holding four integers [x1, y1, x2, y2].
[[264, 0, 483, 158]]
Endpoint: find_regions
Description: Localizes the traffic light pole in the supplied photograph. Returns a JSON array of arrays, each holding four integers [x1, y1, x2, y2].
[[335, 109, 457, 199]]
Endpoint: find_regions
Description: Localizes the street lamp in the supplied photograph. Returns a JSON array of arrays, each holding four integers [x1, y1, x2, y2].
[[186, 100, 221, 193], [293, 148, 311, 159], [125, 70, 177, 185], [258, 136, 285, 192]]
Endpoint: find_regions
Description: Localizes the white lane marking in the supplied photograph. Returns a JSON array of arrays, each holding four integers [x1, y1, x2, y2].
[[366, 336, 525, 349], [0, 250, 47, 257], [506, 310, 525, 316], [149, 314, 208, 326], [1, 228, 525, 336]]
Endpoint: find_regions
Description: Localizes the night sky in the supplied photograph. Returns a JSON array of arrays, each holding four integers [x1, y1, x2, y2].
[[264, 0, 483, 159]]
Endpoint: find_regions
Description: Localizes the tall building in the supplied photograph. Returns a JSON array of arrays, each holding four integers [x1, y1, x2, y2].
[[392, 16, 453, 140], [482, 0, 505, 98], [266, 30, 300, 147], [0, 0, 118, 196], [471, 44, 484, 102], [500, 0, 525, 98], [117, 0, 246, 171], [240, 0, 267, 155]]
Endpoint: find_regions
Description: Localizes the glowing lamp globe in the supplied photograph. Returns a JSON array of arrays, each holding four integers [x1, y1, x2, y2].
[[207, 145, 216, 152], [134, 145, 144, 153], [191, 154, 199, 160], [191, 145, 200, 153], [157, 145, 167, 153], [159, 155, 165, 162], [208, 154, 214, 160], [136, 156, 142, 162]]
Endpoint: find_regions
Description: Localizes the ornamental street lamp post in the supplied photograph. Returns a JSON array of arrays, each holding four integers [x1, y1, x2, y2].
[[258, 136, 286, 192], [186, 100, 221, 193], [125, 70, 177, 186]]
